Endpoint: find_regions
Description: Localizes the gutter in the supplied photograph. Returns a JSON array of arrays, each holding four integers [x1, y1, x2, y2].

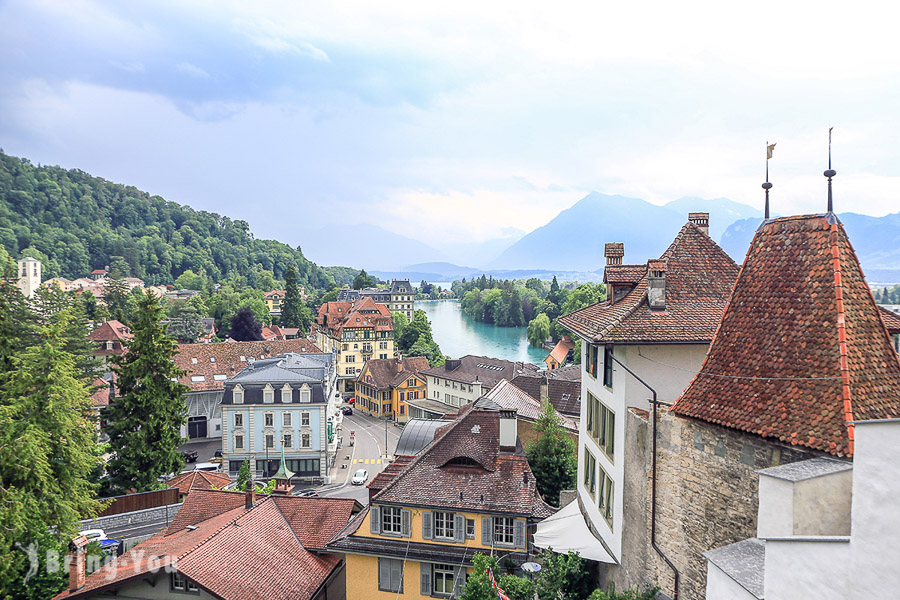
[[608, 353, 680, 600]]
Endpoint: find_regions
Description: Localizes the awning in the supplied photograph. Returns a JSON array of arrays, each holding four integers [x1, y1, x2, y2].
[[533, 500, 616, 563]]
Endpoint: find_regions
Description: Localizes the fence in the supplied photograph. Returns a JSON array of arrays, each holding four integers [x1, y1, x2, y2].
[[97, 488, 180, 517]]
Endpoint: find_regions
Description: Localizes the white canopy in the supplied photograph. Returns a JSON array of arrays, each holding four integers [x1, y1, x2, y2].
[[533, 500, 616, 563]]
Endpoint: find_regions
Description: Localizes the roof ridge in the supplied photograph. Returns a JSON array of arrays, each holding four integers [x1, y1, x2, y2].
[[176, 495, 271, 559], [270, 496, 305, 549], [830, 222, 856, 454]]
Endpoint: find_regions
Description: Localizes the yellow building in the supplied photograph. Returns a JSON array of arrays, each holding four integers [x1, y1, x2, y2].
[[354, 356, 429, 422], [326, 406, 555, 599], [315, 297, 395, 392]]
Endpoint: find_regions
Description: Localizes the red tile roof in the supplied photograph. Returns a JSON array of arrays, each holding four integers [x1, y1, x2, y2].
[[879, 305, 900, 334], [174, 339, 322, 392], [88, 320, 132, 342], [90, 378, 110, 407], [56, 489, 359, 600], [604, 264, 646, 284], [316, 297, 394, 338], [167, 470, 233, 496], [560, 219, 739, 344], [545, 337, 575, 365], [358, 356, 430, 389], [480, 380, 577, 432], [672, 215, 900, 457]]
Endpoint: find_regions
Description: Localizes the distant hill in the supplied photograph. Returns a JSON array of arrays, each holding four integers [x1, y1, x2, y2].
[[0, 153, 330, 288], [301, 224, 446, 272], [663, 196, 762, 241], [721, 211, 900, 284]]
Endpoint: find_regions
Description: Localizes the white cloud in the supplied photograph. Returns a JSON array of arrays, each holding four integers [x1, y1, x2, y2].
[[175, 62, 211, 79]]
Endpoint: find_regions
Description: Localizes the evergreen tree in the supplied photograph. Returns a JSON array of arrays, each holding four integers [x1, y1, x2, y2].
[[0, 263, 35, 373], [166, 304, 205, 344], [229, 306, 264, 341], [550, 275, 560, 293], [236, 459, 252, 491], [526, 401, 577, 507], [105, 292, 189, 493], [0, 317, 102, 598], [103, 272, 134, 325], [31, 286, 103, 381], [352, 269, 375, 290], [281, 266, 313, 334]]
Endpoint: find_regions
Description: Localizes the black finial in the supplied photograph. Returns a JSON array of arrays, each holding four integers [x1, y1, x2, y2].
[[824, 127, 836, 213], [762, 142, 775, 221]]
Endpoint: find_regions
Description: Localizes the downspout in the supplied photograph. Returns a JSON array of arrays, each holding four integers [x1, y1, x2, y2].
[[608, 352, 680, 600]]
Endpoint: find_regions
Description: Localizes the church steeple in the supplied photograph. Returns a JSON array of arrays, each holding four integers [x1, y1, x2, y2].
[[271, 440, 295, 494]]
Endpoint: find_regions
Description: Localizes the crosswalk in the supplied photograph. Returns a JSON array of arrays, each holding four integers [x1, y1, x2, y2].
[[352, 458, 383, 465]]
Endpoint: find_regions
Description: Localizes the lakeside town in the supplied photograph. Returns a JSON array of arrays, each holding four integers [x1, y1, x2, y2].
[[6, 197, 900, 600]]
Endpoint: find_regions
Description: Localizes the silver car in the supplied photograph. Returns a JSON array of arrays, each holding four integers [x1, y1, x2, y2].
[[351, 469, 368, 485]]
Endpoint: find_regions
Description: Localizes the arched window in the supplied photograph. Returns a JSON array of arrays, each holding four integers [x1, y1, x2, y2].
[[233, 385, 244, 404], [281, 384, 292, 403]]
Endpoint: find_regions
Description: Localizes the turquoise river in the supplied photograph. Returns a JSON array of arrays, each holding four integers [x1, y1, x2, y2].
[[415, 300, 548, 367]]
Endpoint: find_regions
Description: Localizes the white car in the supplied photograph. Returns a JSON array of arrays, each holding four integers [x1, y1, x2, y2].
[[79, 529, 120, 553], [351, 469, 368, 485]]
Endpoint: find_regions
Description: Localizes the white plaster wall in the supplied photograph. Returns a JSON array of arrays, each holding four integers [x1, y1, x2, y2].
[[793, 471, 852, 535], [705, 563, 758, 600], [764, 539, 849, 600], [622, 344, 709, 410], [83, 570, 220, 599], [848, 420, 900, 598], [756, 476, 794, 539]]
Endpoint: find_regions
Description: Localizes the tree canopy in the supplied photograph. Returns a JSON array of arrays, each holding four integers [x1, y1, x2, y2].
[[230, 306, 264, 341], [526, 401, 577, 507], [352, 269, 376, 290]]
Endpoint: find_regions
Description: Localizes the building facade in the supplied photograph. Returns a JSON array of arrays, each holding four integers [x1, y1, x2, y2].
[[219, 351, 338, 481], [16, 256, 41, 298], [354, 356, 429, 422], [338, 279, 415, 321], [315, 296, 396, 392], [326, 405, 555, 600]]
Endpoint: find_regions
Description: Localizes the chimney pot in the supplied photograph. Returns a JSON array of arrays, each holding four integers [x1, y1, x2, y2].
[[647, 260, 668, 310], [499, 410, 518, 451], [69, 536, 88, 591], [245, 477, 256, 509], [688, 212, 710, 235], [604, 242, 625, 266]]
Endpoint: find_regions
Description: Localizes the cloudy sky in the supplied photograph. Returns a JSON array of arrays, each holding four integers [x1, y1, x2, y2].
[[2, 0, 899, 256]]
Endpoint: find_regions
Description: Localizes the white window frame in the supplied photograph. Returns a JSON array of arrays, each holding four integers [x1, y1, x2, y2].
[[234, 434, 244, 449], [263, 384, 274, 404], [233, 385, 244, 404], [301, 412, 310, 426], [301, 432, 311, 448], [234, 413, 243, 427], [433, 511, 455, 540], [281, 384, 292, 403], [493, 516, 514, 546], [264, 412, 274, 427], [282, 432, 292, 449]]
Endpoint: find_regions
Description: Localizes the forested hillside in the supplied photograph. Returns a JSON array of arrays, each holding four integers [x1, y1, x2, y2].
[[0, 152, 330, 288]]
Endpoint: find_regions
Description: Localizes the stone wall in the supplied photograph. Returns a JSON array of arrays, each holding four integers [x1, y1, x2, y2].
[[80, 503, 184, 541], [598, 408, 822, 600]]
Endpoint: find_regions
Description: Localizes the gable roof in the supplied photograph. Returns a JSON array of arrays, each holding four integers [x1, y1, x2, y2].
[[879, 305, 900, 334], [56, 489, 359, 600], [420, 355, 541, 389], [560, 218, 740, 344], [359, 356, 430, 389], [316, 297, 394, 338], [369, 407, 556, 517], [167, 470, 233, 496], [90, 378, 110, 408], [174, 339, 322, 392], [545, 337, 575, 365], [477, 380, 577, 431], [509, 374, 582, 416], [88, 320, 132, 342], [671, 214, 900, 457]]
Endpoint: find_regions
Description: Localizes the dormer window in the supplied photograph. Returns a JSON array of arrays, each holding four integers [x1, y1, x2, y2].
[[233, 385, 244, 404], [281, 384, 292, 403], [263, 384, 274, 403]]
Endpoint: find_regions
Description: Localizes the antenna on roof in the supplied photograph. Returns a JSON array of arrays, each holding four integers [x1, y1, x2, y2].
[[825, 127, 836, 213], [762, 141, 775, 220]]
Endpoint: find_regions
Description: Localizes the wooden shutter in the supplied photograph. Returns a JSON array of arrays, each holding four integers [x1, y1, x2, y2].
[[378, 558, 390, 590], [452, 566, 466, 597], [454, 514, 466, 543], [481, 517, 493, 545], [370, 506, 381, 534], [420, 563, 432, 595], [514, 519, 526, 549], [422, 511, 433, 540], [391, 560, 404, 593], [400, 509, 411, 537]]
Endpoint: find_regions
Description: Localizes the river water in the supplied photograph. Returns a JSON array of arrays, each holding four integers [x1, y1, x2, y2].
[[415, 300, 548, 367]]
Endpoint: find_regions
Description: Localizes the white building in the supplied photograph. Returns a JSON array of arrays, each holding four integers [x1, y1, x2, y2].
[[16, 256, 41, 298]]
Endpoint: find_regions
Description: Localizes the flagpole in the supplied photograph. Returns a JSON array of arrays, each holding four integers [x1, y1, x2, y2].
[[825, 127, 836, 213], [762, 141, 773, 220]]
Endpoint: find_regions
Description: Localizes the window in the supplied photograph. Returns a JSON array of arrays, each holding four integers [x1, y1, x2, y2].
[[378, 558, 404, 593], [598, 465, 614, 526], [282, 412, 292, 427], [286, 458, 320, 476], [603, 347, 614, 388], [301, 432, 311, 448], [190, 375, 205, 383], [493, 517, 514, 546], [234, 413, 243, 427], [171, 572, 199, 592], [281, 385, 292, 403], [233, 386, 244, 404], [264, 413, 274, 427], [263, 385, 274, 403], [301, 412, 310, 426], [234, 434, 244, 449], [283, 433, 292, 448], [587, 393, 615, 460], [300, 388, 310, 403], [583, 448, 596, 498], [347, 355, 355, 363], [265, 434, 274, 448], [586, 344, 598, 378], [466, 518, 475, 539], [433, 511, 455, 539], [382, 506, 403, 534], [228, 460, 243, 473], [433, 563, 457, 595], [400, 392, 405, 401], [400, 405, 406, 415]]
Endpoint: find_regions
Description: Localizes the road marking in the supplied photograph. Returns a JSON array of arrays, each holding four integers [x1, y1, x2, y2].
[[352, 458, 384, 465]]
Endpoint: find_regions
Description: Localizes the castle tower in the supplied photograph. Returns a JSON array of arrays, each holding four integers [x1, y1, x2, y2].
[[17, 256, 41, 298]]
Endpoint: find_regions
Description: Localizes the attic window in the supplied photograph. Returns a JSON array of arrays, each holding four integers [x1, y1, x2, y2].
[[561, 394, 571, 401], [444, 456, 482, 469], [210, 357, 216, 363], [240, 356, 246, 362], [191, 358, 198, 364], [186, 525, 198, 531], [214, 374, 227, 381], [191, 375, 205, 382]]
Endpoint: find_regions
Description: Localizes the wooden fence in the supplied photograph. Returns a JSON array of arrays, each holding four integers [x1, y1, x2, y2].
[[97, 488, 180, 517]]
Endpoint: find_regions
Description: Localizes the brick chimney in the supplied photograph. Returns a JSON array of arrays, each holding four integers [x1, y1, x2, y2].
[[396, 354, 403, 373], [688, 212, 710, 235], [604, 242, 624, 266], [647, 260, 668, 310], [245, 477, 256, 509], [69, 535, 88, 591], [540, 374, 549, 403], [499, 410, 518, 452]]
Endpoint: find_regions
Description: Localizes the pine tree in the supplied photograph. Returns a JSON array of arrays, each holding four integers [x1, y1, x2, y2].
[[526, 401, 577, 507], [281, 266, 313, 334], [0, 265, 35, 374], [0, 316, 102, 597], [352, 269, 375, 290], [32, 286, 102, 381], [103, 272, 134, 325], [105, 292, 189, 493], [236, 459, 252, 491]]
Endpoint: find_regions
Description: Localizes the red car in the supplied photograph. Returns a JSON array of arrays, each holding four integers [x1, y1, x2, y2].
[[348, 397, 355, 404]]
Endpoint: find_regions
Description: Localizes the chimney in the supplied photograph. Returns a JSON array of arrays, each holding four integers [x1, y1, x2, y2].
[[647, 260, 667, 310], [604, 243, 624, 266], [499, 409, 518, 452], [397, 354, 403, 373], [245, 477, 256, 509], [688, 212, 710, 235], [540, 374, 549, 403], [445, 358, 461, 371], [69, 536, 88, 591]]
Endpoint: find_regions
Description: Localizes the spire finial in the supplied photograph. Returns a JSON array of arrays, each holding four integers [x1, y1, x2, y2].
[[824, 127, 836, 213], [762, 142, 775, 220]]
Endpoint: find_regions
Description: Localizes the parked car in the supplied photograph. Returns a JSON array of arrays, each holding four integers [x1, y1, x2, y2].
[[209, 456, 223, 465], [79, 529, 120, 554], [342, 406, 353, 415], [194, 462, 221, 472], [293, 490, 319, 497], [182, 450, 198, 463], [213, 450, 223, 458], [347, 397, 355, 404], [351, 469, 368, 485]]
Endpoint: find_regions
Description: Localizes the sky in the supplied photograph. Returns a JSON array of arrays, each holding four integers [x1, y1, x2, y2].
[[2, 0, 900, 258]]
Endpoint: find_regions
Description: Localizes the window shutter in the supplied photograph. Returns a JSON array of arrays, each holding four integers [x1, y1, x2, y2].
[[481, 517, 493, 545], [378, 558, 390, 590], [514, 519, 526, 549], [392, 560, 404, 593], [370, 506, 381, 534], [401, 509, 411, 537], [454, 514, 465, 543], [422, 511, 433, 540], [452, 566, 466, 597], [420, 563, 432, 595]]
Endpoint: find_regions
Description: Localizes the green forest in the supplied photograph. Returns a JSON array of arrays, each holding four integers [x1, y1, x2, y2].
[[0, 152, 332, 289]]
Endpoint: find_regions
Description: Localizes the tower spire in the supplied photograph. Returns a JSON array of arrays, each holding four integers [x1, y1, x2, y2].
[[762, 142, 775, 221], [825, 127, 836, 213]]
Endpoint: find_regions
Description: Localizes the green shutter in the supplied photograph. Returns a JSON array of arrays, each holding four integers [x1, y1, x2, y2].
[[420, 563, 432, 595], [422, 511, 433, 540], [481, 517, 492, 545], [370, 506, 381, 534], [401, 509, 411, 537]]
